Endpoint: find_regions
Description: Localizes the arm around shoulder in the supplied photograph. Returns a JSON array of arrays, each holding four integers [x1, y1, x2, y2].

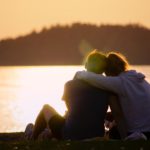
[[76, 71, 122, 94]]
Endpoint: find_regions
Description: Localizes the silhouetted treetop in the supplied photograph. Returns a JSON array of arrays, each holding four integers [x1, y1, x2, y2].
[[0, 23, 150, 65]]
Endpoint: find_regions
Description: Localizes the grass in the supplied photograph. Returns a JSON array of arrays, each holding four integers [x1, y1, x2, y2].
[[0, 132, 150, 150]]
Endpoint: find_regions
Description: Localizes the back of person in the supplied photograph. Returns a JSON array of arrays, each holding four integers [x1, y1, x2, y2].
[[62, 79, 110, 140], [119, 70, 150, 133]]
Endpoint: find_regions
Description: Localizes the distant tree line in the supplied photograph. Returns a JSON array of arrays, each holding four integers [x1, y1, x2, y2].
[[0, 23, 150, 65]]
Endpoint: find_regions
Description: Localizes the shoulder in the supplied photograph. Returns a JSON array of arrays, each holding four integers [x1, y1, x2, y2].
[[64, 79, 88, 89], [62, 79, 86, 101]]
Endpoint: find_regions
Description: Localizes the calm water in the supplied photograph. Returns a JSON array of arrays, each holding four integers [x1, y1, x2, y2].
[[0, 65, 150, 133]]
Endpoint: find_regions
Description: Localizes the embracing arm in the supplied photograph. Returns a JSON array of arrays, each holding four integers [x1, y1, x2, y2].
[[76, 71, 123, 94]]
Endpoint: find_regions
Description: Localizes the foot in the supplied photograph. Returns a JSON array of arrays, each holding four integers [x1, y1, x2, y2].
[[24, 123, 34, 140]]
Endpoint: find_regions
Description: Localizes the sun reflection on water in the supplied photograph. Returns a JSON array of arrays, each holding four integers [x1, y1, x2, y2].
[[1, 65, 149, 132], [5, 66, 83, 132]]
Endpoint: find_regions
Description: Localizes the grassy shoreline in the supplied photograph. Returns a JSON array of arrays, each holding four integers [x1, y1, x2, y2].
[[0, 132, 24, 142], [0, 132, 150, 150]]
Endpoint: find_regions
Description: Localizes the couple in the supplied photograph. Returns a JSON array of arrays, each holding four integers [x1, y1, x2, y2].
[[25, 50, 150, 140]]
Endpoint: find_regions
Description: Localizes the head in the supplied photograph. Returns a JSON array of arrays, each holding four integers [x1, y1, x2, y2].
[[105, 52, 130, 76], [85, 50, 107, 74]]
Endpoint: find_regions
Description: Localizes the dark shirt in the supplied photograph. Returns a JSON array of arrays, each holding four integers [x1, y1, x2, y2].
[[62, 78, 110, 140]]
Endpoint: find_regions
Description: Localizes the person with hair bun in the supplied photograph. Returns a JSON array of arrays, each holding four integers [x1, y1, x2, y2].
[[76, 51, 150, 140]]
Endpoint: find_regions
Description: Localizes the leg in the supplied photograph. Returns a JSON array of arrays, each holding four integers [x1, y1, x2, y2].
[[33, 104, 58, 140], [42, 104, 58, 124], [49, 114, 65, 140]]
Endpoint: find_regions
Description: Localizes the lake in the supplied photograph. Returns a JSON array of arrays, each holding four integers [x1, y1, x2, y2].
[[0, 65, 150, 133]]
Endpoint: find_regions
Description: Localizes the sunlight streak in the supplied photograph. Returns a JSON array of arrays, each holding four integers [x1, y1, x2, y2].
[[9, 66, 83, 131], [0, 65, 149, 132]]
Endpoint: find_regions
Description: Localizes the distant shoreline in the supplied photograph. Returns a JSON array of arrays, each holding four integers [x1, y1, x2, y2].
[[0, 24, 150, 65]]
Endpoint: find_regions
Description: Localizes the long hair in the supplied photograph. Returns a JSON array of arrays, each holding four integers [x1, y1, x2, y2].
[[105, 52, 130, 76]]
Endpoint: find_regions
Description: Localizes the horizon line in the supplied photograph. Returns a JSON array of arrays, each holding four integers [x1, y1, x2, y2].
[[0, 22, 149, 41]]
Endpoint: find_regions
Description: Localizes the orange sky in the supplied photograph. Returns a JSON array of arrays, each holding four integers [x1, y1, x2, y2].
[[0, 0, 150, 39]]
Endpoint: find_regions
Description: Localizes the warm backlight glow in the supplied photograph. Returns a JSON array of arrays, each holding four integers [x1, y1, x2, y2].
[[0, 65, 149, 132], [0, 66, 83, 132]]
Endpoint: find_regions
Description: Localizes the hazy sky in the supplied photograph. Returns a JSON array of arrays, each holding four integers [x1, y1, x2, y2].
[[0, 0, 150, 39]]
